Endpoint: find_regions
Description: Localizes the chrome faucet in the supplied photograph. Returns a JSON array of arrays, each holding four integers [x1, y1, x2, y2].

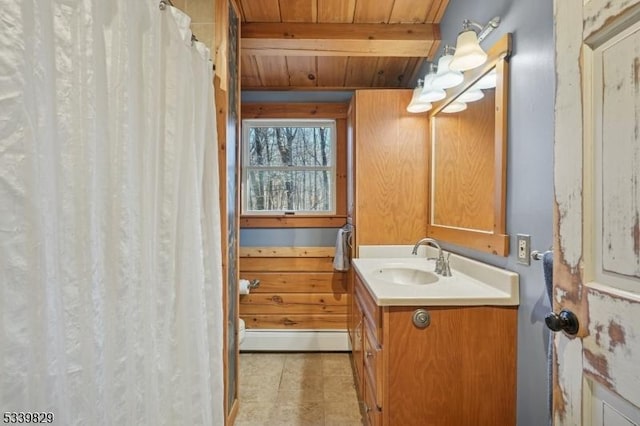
[[411, 237, 452, 277], [411, 237, 441, 255]]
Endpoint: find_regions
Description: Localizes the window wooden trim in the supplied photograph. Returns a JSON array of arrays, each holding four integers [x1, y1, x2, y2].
[[240, 103, 349, 228], [240, 215, 347, 228], [242, 102, 348, 119]]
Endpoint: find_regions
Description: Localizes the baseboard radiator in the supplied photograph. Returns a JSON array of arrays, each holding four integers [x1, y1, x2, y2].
[[240, 329, 350, 352]]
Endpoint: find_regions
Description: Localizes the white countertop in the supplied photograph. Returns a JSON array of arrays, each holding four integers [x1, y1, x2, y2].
[[352, 246, 519, 307]]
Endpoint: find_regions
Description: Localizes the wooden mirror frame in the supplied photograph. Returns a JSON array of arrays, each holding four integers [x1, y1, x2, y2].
[[427, 33, 512, 256]]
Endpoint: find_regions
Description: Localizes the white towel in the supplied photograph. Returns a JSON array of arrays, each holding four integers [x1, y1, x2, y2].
[[333, 227, 350, 271]]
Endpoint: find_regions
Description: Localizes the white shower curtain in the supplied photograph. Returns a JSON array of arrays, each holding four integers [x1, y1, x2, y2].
[[0, 1, 224, 425]]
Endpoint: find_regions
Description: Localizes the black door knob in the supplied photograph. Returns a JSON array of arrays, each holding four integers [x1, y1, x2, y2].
[[545, 309, 579, 335]]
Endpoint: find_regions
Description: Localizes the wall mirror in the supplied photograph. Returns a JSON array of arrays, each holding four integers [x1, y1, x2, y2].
[[427, 33, 512, 256]]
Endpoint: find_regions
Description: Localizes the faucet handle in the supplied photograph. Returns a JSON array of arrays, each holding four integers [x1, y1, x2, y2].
[[434, 256, 443, 275], [442, 253, 452, 277]]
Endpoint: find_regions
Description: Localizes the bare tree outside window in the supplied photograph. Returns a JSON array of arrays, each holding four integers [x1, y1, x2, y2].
[[242, 119, 336, 214]]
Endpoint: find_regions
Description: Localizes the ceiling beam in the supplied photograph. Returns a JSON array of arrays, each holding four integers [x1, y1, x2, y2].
[[241, 23, 440, 57]]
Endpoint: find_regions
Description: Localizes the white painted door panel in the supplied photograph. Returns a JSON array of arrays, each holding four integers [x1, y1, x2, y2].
[[591, 382, 640, 426], [554, 0, 640, 425]]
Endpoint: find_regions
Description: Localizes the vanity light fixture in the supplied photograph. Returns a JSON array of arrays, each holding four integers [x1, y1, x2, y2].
[[441, 101, 467, 113], [419, 63, 446, 103], [449, 17, 501, 72], [407, 79, 433, 113], [432, 46, 464, 90]]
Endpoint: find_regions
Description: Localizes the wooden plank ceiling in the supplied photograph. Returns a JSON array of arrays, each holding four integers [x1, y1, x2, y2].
[[238, 0, 448, 90]]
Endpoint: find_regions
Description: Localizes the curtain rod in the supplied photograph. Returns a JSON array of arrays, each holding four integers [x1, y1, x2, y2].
[[158, 0, 197, 43], [159, 0, 216, 70]]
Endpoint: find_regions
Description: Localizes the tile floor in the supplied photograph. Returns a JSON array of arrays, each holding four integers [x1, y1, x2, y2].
[[235, 352, 364, 426]]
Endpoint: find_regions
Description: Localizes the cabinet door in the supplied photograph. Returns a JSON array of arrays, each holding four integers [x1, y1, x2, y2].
[[353, 90, 429, 247], [354, 273, 381, 342], [352, 296, 364, 398], [386, 306, 517, 426], [347, 270, 356, 343], [363, 377, 382, 426], [363, 323, 383, 410]]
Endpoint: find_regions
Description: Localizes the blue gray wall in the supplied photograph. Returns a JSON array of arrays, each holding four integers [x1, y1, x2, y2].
[[242, 90, 353, 103], [241, 0, 555, 423], [417, 1, 555, 425], [240, 228, 339, 247]]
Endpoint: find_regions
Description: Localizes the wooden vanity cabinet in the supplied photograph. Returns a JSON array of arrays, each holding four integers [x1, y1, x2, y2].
[[350, 272, 517, 426], [349, 270, 364, 399], [352, 272, 383, 424], [347, 90, 430, 251]]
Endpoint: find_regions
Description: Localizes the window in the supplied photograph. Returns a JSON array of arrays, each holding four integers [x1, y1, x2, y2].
[[242, 119, 337, 215]]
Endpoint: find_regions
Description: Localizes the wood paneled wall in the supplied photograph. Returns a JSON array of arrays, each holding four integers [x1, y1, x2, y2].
[[239, 247, 348, 330]]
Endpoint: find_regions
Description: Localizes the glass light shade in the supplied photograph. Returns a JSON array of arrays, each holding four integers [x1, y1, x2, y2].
[[432, 54, 464, 90], [442, 101, 467, 113], [418, 73, 446, 103], [406, 87, 432, 113], [472, 69, 497, 89], [449, 30, 488, 71], [456, 89, 484, 103]]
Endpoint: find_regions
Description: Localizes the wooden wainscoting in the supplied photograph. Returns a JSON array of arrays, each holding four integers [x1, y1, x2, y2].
[[239, 247, 348, 330]]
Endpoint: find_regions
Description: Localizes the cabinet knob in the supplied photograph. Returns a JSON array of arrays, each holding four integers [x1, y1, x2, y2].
[[412, 309, 431, 328], [545, 309, 579, 335], [366, 351, 374, 358]]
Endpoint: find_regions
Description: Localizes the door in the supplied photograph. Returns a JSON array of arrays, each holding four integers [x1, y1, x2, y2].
[[553, 1, 640, 425]]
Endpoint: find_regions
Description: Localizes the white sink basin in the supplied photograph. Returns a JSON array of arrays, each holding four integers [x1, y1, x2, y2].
[[352, 252, 519, 306], [376, 265, 438, 285]]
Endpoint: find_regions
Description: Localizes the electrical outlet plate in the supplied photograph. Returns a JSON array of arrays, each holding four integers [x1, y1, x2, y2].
[[517, 234, 531, 265]]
